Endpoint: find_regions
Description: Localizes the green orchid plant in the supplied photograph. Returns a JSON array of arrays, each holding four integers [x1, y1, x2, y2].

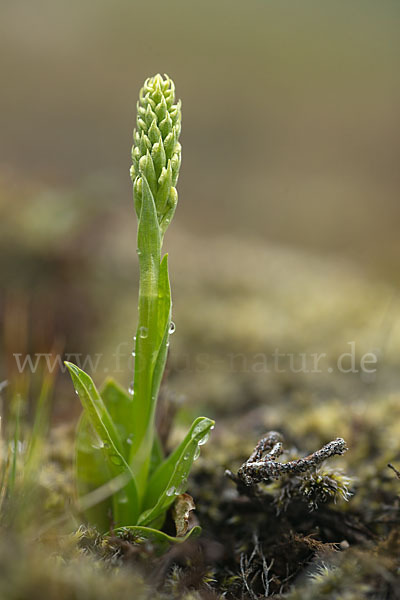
[[65, 74, 214, 546]]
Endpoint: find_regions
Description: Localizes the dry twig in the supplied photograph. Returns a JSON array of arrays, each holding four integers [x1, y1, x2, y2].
[[226, 431, 348, 488]]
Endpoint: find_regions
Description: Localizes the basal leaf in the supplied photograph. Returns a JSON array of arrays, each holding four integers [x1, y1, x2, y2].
[[66, 362, 139, 527], [76, 412, 112, 532], [112, 525, 201, 555], [101, 378, 134, 460], [101, 376, 164, 480], [149, 433, 164, 476], [139, 417, 214, 526]]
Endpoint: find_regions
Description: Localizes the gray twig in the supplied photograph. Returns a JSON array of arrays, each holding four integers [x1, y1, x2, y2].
[[229, 431, 348, 488]]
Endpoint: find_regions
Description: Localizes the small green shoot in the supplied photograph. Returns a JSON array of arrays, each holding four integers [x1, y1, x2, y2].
[[66, 74, 214, 541]]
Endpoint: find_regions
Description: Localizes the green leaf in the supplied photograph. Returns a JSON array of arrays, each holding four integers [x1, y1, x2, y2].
[[149, 253, 171, 424], [101, 378, 134, 460], [139, 417, 214, 526], [112, 525, 201, 555], [130, 177, 161, 454], [76, 413, 112, 532], [129, 181, 172, 494], [137, 176, 161, 291], [66, 364, 122, 453], [65, 363, 139, 527], [149, 434, 164, 476], [100, 376, 164, 477]]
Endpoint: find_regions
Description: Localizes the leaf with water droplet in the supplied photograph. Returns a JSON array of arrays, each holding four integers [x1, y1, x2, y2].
[[138, 326, 148, 339], [101, 377, 137, 465], [175, 477, 188, 495], [109, 453, 124, 467], [139, 416, 214, 526], [66, 363, 139, 528], [198, 432, 209, 446]]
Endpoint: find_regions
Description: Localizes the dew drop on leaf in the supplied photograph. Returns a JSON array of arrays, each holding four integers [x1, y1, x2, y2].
[[139, 326, 148, 339], [198, 432, 209, 446], [169, 321, 176, 334], [92, 441, 105, 450], [128, 383, 134, 396], [176, 478, 187, 494], [166, 486, 176, 496], [193, 446, 200, 461], [109, 454, 124, 466], [192, 422, 207, 438]]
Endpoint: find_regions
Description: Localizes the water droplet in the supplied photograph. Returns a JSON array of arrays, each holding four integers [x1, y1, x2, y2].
[[109, 454, 124, 466], [133, 335, 137, 342], [169, 321, 176, 334], [75, 390, 79, 395], [192, 423, 206, 437], [92, 441, 105, 450], [128, 382, 134, 396], [131, 351, 136, 357], [193, 446, 200, 461], [210, 425, 215, 430], [139, 326, 148, 339], [183, 452, 190, 461], [198, 433, 209, 446], [126, 434, 134, 445], [118, 494, 129, 504], [166, 486, 175, 496], [176, 478, 187, 494]]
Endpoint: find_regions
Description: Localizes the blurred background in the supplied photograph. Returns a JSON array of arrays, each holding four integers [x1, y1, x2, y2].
[[1, 0, 399, 421]]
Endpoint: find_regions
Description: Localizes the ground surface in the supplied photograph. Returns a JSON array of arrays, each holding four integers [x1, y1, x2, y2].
[[2, 207, 400, 598]]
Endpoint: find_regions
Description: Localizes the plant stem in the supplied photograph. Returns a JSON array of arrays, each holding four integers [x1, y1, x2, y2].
[[129, 178, 171, 505]]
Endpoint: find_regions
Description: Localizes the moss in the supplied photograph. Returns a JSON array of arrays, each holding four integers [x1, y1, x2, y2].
[[2, 205, 400, 597]]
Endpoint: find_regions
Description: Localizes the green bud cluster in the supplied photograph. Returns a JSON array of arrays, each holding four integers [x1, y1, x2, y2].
[[131, 74, 182, 236]]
